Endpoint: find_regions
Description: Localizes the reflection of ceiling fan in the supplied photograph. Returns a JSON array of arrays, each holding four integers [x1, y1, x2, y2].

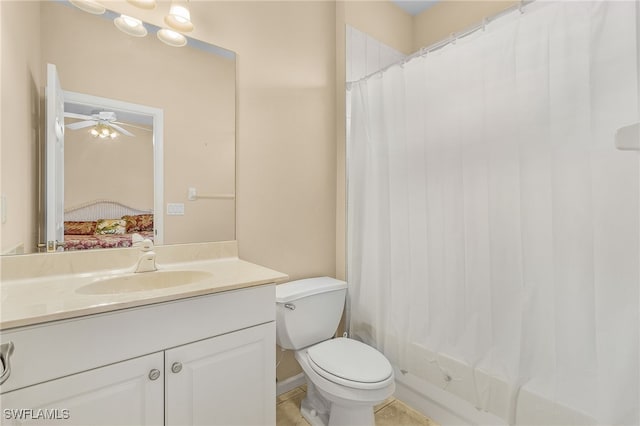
[[64, 111, 149, 138]]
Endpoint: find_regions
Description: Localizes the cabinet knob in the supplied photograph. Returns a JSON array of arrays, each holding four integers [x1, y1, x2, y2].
[[171, 362, 182, 374], [148, 369, 161, 381]]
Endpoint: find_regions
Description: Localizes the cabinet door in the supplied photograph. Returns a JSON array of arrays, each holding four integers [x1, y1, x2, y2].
[[166, 322, 276, 426], [1, 352, 163, 426]]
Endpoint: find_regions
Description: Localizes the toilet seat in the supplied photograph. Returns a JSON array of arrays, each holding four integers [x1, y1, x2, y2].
[[306, 338, 393, 390]]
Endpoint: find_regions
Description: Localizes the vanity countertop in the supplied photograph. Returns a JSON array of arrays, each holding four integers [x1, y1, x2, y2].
[[0, 257, 288, 330]]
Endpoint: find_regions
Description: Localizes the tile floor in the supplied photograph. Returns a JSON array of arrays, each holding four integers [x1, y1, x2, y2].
[[276, 385, 439, 426]]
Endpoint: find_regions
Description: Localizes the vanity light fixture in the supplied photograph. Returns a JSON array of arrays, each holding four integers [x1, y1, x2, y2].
[[157, 28, 187, 47], [114, 14, 148, 37], [69, 0, 106, 15], [126, 0, 157, 9], [165, 0, 194, 33]]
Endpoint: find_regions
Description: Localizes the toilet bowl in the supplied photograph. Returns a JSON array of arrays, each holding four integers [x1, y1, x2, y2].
[[295, 338, 395, 426], [275, 277, 395, 426]]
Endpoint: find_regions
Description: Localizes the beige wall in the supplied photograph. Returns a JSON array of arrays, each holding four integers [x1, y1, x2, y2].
[[220, 0, 338, 382], [342, 1, 414, 55], [413, 0, 517, 51], [0, 1, 41, 254], [214, 1, 338, 281], [64, 123, 154, 211]]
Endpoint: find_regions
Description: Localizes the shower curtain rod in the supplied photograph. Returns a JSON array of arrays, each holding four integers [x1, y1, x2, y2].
[[347, 0, 537, 86]]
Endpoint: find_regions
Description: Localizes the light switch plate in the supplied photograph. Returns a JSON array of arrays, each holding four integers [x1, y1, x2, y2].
[[166, 203, 185, 215], [188, 187, 197, 201]]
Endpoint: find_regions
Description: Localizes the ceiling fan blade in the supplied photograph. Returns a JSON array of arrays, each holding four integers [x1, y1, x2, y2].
[[109, 123, 135, 137], [64, 112, 93, 120], [66, 120, 98, 130], [113, 121, 152, 132]]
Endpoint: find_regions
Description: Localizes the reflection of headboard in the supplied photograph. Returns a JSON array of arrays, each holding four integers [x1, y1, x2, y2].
[[64, 200, 153, 222]]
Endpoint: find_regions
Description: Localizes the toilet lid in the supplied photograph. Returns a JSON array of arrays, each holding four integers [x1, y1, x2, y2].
[[307, 338, 393, 386]]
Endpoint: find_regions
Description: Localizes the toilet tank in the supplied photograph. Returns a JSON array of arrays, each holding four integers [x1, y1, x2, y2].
[[275, 277, 347, 350]]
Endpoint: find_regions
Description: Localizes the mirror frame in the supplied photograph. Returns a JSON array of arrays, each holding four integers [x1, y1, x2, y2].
[[62, 90, 165, 245]]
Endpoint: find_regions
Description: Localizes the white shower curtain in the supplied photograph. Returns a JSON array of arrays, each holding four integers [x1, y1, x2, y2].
[[347, 1, 639, 424]]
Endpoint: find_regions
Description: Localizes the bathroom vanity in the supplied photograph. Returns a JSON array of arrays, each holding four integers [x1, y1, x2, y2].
[[0, 242, 288, 425]]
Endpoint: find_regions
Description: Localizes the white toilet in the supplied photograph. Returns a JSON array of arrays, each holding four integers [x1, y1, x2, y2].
[[276, 277, 395, 426]]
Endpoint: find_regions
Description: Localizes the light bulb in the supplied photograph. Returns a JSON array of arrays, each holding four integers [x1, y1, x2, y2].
[[126, 0, 156, 9], [69, 0, 106, 15], [91, 128, 99, 137], [165, 1, 194, 32], [122, 15, 142, 28], [157, 28, 187, 47], [114, 14, 148, 37], [170, 6, 190, 24]]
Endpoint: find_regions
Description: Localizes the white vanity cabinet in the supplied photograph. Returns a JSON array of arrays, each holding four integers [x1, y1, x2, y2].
[[166, 323, 275, 425], [0, 284, 276, 426], [1, 353, 165, 425]]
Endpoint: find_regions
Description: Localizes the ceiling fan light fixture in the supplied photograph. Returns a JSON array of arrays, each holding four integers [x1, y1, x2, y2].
[[69, 0, 106, 15], [165, 1, 194, 32], [114, 14, 148, 37], [157, 28, 187, 47], [90, 123, 118, 139], [126, 0, 157, 9]]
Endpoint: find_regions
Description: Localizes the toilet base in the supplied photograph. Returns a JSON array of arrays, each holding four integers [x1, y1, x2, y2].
[[327, 403, 375, 426], [301, 400, 375, 426], [299, 377, 378, 426], [300, 381, 330, 426], [294, 344, 394, 426]]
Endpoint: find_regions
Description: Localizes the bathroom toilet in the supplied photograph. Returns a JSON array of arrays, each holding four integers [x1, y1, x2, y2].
[[276, 277, 395, 426]]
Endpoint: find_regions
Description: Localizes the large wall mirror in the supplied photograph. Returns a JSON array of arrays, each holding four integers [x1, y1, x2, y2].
[[0, 0, 236, 255]]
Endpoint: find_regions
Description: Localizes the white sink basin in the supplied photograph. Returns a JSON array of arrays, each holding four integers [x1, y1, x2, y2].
[[76, 270, 214, 295]]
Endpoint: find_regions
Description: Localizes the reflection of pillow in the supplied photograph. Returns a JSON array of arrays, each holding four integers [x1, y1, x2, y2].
[[64, 221, 97, 235], [95, 219, 126, 235], [122, 214, 154, 232]]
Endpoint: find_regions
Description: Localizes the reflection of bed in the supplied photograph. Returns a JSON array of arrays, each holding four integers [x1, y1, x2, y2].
[[63, 200, 154, 251], [63, 231, 155, 251]]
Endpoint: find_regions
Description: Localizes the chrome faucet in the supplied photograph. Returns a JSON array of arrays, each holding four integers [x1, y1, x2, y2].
[[134, 239, 157, 273]]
